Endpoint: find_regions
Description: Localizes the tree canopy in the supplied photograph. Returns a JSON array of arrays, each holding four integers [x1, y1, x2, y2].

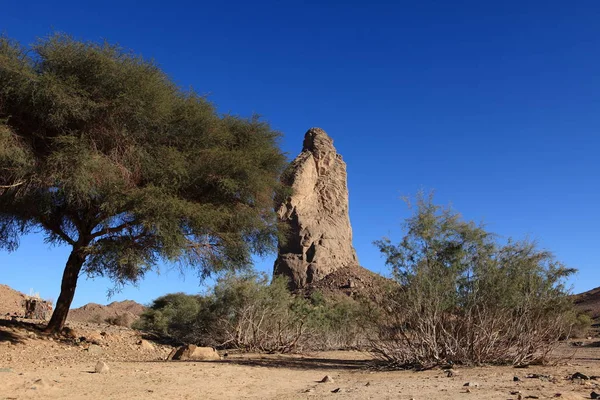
[[0, 34, 287, 332]]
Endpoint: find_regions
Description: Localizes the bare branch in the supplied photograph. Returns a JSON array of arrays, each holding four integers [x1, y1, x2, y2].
[[0, 181, 25, 188]]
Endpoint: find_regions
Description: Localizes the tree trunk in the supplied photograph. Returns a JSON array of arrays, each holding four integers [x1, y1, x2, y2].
[[44, 246, 87, 334]]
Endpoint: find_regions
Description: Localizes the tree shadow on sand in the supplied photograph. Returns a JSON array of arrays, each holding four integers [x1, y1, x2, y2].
[[0, 318, 44, 344], [219, 356, 375, 371]]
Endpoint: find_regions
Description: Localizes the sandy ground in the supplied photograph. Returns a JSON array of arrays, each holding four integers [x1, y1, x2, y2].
[[1, 320, 599, 400]]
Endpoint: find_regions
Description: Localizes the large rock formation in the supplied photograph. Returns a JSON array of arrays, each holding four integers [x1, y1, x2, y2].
[[273, 128, 359, 289]]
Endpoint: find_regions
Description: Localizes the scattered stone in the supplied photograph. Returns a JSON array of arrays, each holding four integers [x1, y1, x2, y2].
[[86, 344, 103, 355], [463, 382, 479, 388], [83, 332, 103, 345], [171, 345, 221, 361], [524, 396, 539, 399], [61, 326, 78, 339], [303, 388, 315, 393], [365, 381, 371, 386], [525, 373, 552, 380], [273, 128, 360, 289], [320, 375, 335, 383], [572, 341, 585, 347], [331, 388, 342, 393], [572, 372, 590, 380], [514, 376, 521, 381], [94, 361, 109, 374], [138, 339, 154, 351], [510, 391, 522, 395], [32, 378, 50, 389]]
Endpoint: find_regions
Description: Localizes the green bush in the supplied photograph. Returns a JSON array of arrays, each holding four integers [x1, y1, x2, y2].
[[571, 313, 592, 338], [372, 193, 577, 367], [135, 272, 369, 351]]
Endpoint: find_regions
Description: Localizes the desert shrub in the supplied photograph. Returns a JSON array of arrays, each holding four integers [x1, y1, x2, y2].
[[302, 291, 375, 350], [570, 313, 593, 338], [105, 313, 134, 327], [134, 274, 308, 350], [208, 273, 309, 351], [372, 193, 577, 368], [132, 293, 206, 343], [90, 313, 103, 324], [135, 272, 369, 352]]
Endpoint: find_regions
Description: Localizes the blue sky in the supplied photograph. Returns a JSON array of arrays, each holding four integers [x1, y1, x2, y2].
[[1, 1, 598, 307]]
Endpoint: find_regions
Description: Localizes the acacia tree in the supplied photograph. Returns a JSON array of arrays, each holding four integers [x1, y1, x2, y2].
[[0, 34, 287, 333]]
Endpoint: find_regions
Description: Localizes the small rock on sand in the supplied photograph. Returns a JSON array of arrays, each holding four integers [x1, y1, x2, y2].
[[95, 361, 109, 374]]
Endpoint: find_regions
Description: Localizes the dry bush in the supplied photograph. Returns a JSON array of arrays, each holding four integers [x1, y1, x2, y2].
[[105, 313, 133, 327], [371, 193, 576, 368], [134, 272, 369, 352]]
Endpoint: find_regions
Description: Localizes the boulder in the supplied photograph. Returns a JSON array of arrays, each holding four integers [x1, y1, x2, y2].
[[138, 339, 155, 351], [273, 128, 359, 289], [83, 331, 103, 345], [86, 344, 103, 355], [171, 344, 221, 361], [94, 361, 109, 374]]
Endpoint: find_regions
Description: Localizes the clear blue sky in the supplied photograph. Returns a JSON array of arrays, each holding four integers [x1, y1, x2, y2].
[[1, 1, 598, 307]]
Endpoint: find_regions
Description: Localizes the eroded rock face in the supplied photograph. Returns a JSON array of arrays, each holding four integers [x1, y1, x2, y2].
[[273, 128, 359, 289]]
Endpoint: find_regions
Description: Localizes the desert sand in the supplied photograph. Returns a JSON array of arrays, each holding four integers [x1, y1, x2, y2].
[[1, 318, 599, 400]]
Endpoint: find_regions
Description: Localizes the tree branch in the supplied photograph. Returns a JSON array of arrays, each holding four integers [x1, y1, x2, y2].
[[0, 181, 25, 188], [38, 219, 75, 246], [90, 222, 130, 239]]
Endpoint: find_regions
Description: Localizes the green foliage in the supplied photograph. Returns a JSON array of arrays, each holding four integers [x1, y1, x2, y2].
[[132, 293, 206, 343], [0, 33, 287, 330], [135, 272, 370, 352], [105, 313, 133, 327], [372, 192, 577, 367], [571, 313, 592, 338]]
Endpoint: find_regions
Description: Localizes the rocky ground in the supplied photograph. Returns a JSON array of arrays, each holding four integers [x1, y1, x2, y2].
[[1, 317, 600, 400], [0, 285, 27, 317]]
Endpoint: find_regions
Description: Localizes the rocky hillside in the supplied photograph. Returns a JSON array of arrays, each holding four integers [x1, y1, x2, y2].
[[68, 300, 146, 327], [573, 286, 600, 321], [299, 265, 394, 303], [0, 284, 27, 316]]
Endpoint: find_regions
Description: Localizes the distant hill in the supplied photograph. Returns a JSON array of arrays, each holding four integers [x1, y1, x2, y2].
[[0, 283, 146, 326], [573, 286, 600, 321], [68, 300, 146, 327]]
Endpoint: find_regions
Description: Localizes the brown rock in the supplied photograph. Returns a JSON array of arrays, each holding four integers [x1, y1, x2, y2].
[[138, 339, 155, 351], [274, 128, 359, 289], [94, 360, 109, 373], [61, 326, 78, 339], [83, 331, 103, 345], [171, 345, 221, 361], [86, 344, 103, 355]]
